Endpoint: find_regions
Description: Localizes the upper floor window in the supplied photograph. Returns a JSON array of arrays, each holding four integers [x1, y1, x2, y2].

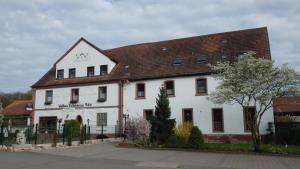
[[244, 107, 256, 132], [71, 88, 79, 103], [45, 90, 53, 105], [87, 66, 95, 77], [196, 78, 207, 95], [212, 108, 224, 132], [57, 69, 64, 80], [69, 68, 76, 78], [136, 83, 145, 99], [164, 80, 175, 97], [98, 86, 107, 102], [100, 65, 108, 75]]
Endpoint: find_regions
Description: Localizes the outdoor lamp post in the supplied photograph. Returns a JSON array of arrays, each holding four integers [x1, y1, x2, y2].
[[87, 119, 90, 139], [57, 118, 62, 137]]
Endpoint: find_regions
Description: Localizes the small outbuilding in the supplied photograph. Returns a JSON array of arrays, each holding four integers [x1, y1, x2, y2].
[[2, 100, 33, 126]]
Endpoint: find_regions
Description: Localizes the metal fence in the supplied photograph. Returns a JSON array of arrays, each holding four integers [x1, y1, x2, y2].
[[0, 123, 122, 146], [275, 122, 300, 145]]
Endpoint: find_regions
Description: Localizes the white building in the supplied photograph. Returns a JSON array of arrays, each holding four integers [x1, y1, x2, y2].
[[32, 27, 274, 142]]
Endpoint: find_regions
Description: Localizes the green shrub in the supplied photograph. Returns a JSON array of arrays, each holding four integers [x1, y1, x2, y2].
[[64, 120, 81, 146], [167, 134, 187, 148], [188, 126, 204, 149]]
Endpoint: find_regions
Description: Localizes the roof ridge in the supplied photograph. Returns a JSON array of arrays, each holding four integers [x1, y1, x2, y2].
[[104, 27, 267, 51]]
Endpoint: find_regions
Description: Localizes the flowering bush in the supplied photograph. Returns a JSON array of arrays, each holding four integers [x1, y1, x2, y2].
[[126, 117, 151, 144], [174, 122, 193, 145]]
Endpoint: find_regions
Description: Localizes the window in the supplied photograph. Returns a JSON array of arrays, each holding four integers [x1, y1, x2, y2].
[[165, 80, 175, 96], [136, 83, 145, 99], [57, 69, 64, 80], [196, 55, 207, 64], [87, 66, 95, 77], [183, 109, 193, 123], [196, 78, 207, 95], [39, 116, 57, 133], [98, 86, 107, 102], [97, 113, 107, 126], [69, 68, 76, 78], [45, 90, 53, 105], [212, 108, 224, 132], [100, 65, 108, 75], [244, 107, 256, 132], [172, 58, 182, 65], [71, 88, 79, 103], [144, 109, 154, 121]]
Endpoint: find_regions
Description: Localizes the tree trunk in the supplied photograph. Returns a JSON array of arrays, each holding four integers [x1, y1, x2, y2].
[[251, 118, 261, 152]]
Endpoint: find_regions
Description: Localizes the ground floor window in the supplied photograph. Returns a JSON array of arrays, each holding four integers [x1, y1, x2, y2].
[[212, 108, 224, 132], [97, 113, 107, 126], [144, 109, 154, 121], [182, 108, 193, 124], [39, 116, 57, 132], [243, 107, 256, 132]]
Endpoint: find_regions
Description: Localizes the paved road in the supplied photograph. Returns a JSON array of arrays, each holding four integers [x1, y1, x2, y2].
[[0, 142, 299, 169]]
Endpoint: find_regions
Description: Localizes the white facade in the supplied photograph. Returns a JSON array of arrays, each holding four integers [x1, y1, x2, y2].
[[33, 38, 274, 138], [124, 76, 274, 135], [34, 84, 119, 133], [56, 40, 116, 78]]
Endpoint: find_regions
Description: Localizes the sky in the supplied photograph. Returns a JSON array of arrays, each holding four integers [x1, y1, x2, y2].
[[0, 0, 299, 92]]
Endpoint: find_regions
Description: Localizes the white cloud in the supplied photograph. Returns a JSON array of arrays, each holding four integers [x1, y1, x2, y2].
[[0, 0, 299, 92]]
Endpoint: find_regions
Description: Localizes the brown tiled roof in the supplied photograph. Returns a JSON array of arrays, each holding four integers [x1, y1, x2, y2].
[[2, 100, 33, 116], [32, 27, 271, 88], [273, 97, 300, 113]]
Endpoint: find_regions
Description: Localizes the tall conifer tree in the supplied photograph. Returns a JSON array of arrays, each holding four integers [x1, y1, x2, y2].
[[150, 85, 175, 144]]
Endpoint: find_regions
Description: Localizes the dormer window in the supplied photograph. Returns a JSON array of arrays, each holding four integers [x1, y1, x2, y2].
[[57, 69, 64, 80], [196, 55, 207, 64], [172, 58, 182, 65], [100, 65, 108, 75], [69, 68, 76, 78], [236, 51, 248, 59], [87, 66, 95, 77]]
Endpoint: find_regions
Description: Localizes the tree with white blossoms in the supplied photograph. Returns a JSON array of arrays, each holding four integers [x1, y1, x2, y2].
[[126, 117, 151, 144], [209, 51, 300, 152]]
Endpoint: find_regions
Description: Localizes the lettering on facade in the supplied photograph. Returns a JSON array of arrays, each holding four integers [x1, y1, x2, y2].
[[58, 103, 92, 108], [75, 52, 89, 62]]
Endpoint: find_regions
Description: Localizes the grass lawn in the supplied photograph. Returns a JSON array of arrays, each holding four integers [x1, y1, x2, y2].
[[203, 143, 300, 155]]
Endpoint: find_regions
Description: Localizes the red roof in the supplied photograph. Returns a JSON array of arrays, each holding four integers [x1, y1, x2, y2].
[[2, 100, 33, 116], [273, 97, 300, 113], [32, 27, 271, 88]]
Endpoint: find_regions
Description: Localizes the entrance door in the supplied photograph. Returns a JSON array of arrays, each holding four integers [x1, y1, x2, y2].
[[39, 116, 57, 133]]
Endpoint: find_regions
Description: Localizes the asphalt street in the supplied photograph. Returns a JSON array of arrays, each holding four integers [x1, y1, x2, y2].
[[0, 142, 299, 169]]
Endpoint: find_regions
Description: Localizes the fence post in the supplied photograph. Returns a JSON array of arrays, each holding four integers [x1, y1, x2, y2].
[[27, 125, 30, 144], [88, 125, 90, 139], [101, 124, 104, 142], [62, 124, 65, 145], [0, 124, 3, 146], [84, 125, 87, 141], [34, 124, 38, 145]]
